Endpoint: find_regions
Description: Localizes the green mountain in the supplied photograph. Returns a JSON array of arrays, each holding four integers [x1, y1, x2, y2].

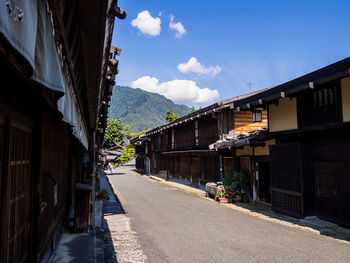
[[109, 86, 191, 132]]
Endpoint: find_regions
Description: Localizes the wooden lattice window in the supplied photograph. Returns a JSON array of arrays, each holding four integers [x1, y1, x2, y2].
[[270, 143, 302, 193], [6, 123, 32, 263], [298, 80, 342, 128]]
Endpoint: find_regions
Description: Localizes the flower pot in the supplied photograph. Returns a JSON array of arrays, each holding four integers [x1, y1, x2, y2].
[[219, 198, 232, 203], [234, 195, 242, 202]]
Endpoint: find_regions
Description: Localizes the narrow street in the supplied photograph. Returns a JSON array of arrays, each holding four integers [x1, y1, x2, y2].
[[106, 161, 350, 263]]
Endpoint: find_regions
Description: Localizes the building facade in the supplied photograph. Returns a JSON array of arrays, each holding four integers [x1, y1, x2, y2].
[[0, 0, 125, 262], [133, 57, 350, 228]]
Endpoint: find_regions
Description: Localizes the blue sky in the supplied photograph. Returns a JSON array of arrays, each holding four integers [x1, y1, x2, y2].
[[111, 0, 350, 107]]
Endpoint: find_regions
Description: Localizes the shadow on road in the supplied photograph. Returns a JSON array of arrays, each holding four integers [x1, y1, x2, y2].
[[132, 167, 350, 243], [107, 172, 125, 176], [100, 172, 127, 262], [122, 163, 135, 167], [218, 201, 350, 243]]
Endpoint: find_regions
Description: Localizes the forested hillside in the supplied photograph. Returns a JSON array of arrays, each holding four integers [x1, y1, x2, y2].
[[109, 86, 190, 132]]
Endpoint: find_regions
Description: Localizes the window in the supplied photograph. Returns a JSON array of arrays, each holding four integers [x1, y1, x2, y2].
[[313, 87, 335, 108], [298, 80, 342, 128], [253, 111, 262, 122]]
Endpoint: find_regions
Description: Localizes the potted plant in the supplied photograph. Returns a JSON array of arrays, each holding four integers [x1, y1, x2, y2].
[[216, 187, 234, 203], [97, 188, 110, 202]]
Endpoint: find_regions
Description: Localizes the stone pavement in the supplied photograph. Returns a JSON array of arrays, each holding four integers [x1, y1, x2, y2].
[[49, 169, 147, 263], [145, 171, 350, 244], [101, 170, 147, 263]]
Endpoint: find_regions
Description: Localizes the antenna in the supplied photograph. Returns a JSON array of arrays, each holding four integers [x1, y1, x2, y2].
[[246, 82, 253, 93]]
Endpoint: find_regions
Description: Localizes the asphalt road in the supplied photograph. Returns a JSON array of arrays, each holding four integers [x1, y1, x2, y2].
[[107, 162, 350, 263]]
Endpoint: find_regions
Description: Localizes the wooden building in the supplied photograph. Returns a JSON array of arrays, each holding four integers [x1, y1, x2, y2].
[[132, 91, 267, 187], [0, 0, 125, 262], [133, 104, 221, 184], [133, 57, 350, 228], [230, 57, 350, 227]]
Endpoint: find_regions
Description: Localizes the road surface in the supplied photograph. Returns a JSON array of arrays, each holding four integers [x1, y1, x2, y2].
[[107, 162, 350, 263]]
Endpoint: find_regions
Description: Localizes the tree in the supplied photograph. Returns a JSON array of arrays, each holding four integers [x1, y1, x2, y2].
[[123, 124, 132, 140], [188, 106, 195, 114], [115, 143, 135, 168], [103, 119, 124, 148], [165, 110, 179, 122], [131, 130, 148, 139]]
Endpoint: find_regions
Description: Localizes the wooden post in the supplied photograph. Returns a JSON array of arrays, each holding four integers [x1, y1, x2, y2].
[[219, 153, 224, 181], [90, 131, 96, 227], [0, 117, 10, 263]]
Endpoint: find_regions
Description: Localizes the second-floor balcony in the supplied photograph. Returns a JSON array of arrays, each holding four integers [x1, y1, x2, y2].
[[152, 136, 218, 152]]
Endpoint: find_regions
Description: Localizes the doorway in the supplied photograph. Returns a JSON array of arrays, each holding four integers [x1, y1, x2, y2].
[[258, 161, 271, 203], [145, 157, 151, 175], [190, 157, 200, 186]]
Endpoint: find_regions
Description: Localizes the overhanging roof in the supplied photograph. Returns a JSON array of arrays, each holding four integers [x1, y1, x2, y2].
[[232, 57, 350, 109], [209, 128, 269, 150], [133, 57, 350, 143]]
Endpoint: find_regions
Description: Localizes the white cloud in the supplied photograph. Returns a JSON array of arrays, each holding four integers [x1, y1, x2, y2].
[[131, 10, 161, 36], [131, 76, 219, 106], [178, 57, 222, 77], [169, 15, 186, 38]]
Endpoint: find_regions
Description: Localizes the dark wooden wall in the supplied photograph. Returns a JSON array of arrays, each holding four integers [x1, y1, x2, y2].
[[0, 58, 40, 263], [198, 117, 218, 147], [37, 104, 70, 259], [312, 140, 350, 228], [0, 119, 33, 263], [135, 157, 144, 171], [174, 122, 195, 149], [170, 152, 220, 184], [219, 108, 234, 134]]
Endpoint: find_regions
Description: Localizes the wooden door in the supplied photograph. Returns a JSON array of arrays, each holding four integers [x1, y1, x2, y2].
[[1, 119, 32, 263], [314, 143, 350, 228], [269, 144, 304, 217]]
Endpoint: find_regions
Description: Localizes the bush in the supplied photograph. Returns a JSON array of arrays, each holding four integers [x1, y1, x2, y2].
[[222, 171, 249, 197], [232, 171, 249, 196], [222, 175, 233, 186]]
